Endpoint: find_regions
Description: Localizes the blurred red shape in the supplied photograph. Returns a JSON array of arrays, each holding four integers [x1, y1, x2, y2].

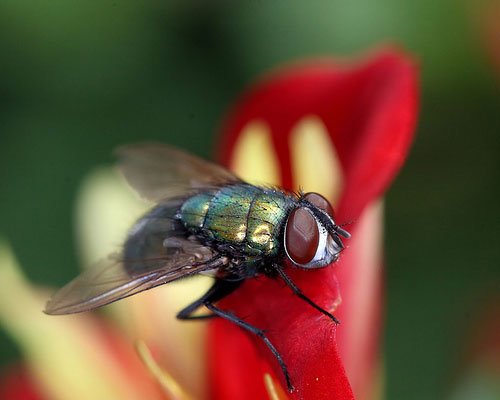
[[209, 48, 419, 400]]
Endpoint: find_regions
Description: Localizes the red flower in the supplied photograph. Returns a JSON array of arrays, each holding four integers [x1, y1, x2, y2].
[[0, 49, 418, 400], [208, 49, 418, 399]]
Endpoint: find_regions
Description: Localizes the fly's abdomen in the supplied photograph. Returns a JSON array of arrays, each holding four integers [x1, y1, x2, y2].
[[180, 185, 292, 257], [202, 185, 259, 244], [179, 192, 214, 228], [180, 185, 256, 244]]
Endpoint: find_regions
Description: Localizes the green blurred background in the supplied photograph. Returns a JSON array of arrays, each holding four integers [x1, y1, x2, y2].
[[1, 1, 499, 399]]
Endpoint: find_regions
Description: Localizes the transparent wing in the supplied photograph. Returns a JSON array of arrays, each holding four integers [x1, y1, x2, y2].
[[45, 202, 226, 315], [44, 247, 224, 315], [116, 143, 242, 202]]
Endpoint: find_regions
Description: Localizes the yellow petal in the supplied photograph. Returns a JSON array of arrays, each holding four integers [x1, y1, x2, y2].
[[290, 116, 343, 203], [75, 167, 148, 265], [119, 279, 212, 398], [264, 373, 290, 400], [0, 240, 162, 400], [229, 120, 281, 186], [136, 340, 192, 400]]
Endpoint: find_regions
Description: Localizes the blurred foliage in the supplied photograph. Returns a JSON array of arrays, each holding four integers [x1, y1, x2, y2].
[[0, 1, 498, 399]]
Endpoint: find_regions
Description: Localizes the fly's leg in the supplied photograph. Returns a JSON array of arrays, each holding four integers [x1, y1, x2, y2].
[[176, 279, 242, 320], [274, 265, 340, 324], [204, 302, 293, 392], [176, 278, 294, 392], [176, 304, 215, 320]]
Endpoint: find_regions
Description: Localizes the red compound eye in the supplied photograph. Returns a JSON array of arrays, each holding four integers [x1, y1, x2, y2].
[[285, 207, 319, 265], [303, 192, 335, 219]]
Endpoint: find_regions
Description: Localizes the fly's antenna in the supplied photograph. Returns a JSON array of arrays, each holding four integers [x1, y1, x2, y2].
[[335, 221, 354, 239], [335, 226, 351, 239]]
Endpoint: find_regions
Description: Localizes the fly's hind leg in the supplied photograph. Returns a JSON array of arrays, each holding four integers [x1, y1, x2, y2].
[[176, 279, 242, 320], [204, 302, 293, 392], [176, 278, 294, 392]]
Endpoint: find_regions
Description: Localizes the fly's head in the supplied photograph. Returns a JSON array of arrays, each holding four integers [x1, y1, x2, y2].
[[283, 192, 350, 269]]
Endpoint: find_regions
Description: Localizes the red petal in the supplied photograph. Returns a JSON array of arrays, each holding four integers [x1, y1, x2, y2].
[[479, 1, 500, 80], [0, 365, 44, 400], [207, 318, 269, 400], [208, 273, 351, 400], [335, 202, 384, 399], [210, 49, 418, 399], [218, 49, 418, 220]]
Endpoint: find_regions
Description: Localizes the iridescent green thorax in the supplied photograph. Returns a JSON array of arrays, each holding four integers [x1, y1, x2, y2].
[[179, 184, 294, 257]]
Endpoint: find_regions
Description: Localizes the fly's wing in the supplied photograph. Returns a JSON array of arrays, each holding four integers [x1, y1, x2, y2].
[[45, 202, 226, 315], [116, 143, 242, 202], [44, 251, 222, 315], [46, 145, 239, 315]]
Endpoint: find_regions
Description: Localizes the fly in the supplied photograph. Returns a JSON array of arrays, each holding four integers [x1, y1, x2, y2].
[[45, 143, 350, 391]]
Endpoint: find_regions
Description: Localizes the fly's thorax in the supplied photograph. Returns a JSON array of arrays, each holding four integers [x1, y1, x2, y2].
[[179, 185, 294, 257], [246, 191, 292, 256]]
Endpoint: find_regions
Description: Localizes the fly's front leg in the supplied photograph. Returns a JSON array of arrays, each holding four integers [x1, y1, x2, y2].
[[274, 265, 340, 324]]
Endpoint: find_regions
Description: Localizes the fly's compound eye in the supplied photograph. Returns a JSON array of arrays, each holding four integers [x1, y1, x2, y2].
[[303, 192, 334, 219], [303, 191, 350, 240], [284, 207, 320, 266]]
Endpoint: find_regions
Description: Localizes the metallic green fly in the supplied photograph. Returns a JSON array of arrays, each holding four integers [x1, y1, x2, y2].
[[45, 143, 350, 391]]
